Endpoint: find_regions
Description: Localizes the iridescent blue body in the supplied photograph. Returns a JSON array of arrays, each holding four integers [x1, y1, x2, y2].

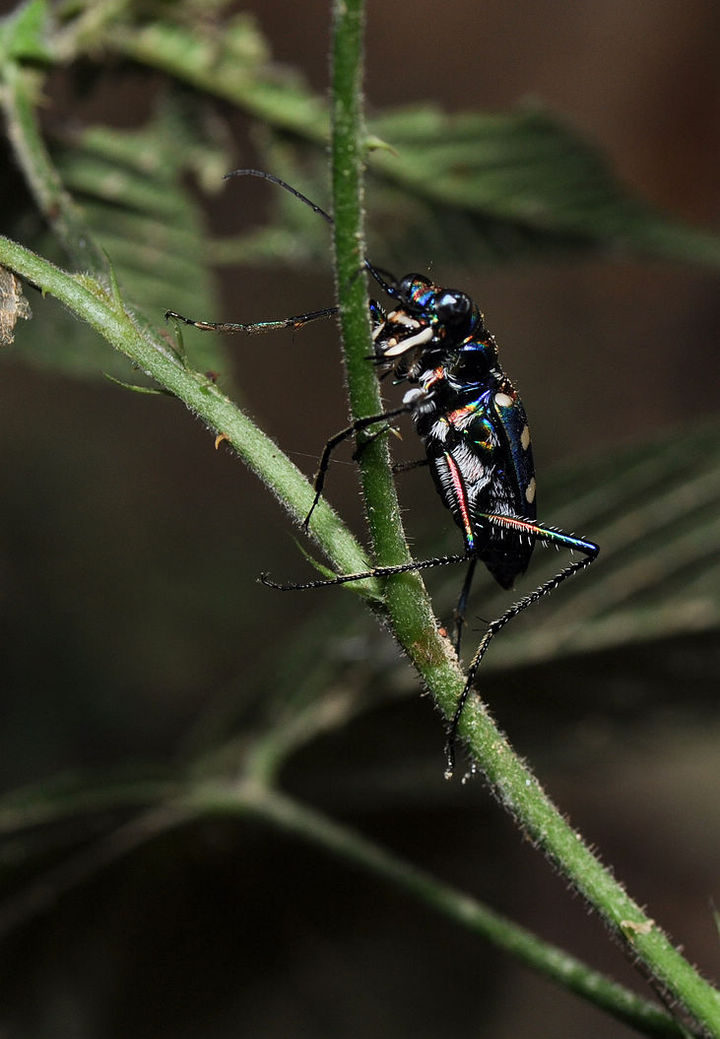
[[371, 274, 536, 591]]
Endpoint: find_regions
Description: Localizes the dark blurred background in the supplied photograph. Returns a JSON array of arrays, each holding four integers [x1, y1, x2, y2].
[[0, 1, 719, 1036]]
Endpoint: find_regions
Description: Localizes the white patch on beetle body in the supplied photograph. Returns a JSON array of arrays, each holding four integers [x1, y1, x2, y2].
[[388, 311, 420, 328], [525, 477, 536, 504], [521, 424, 531, 451], [494, 391, 514, 408], [382, 325, 434, 357]]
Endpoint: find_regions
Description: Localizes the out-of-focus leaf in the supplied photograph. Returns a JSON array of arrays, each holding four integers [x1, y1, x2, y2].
[[0, 0, 51, 64], [247, 106, 720, 271], [367, 105, 720, 265], [17, 91, 235, 380], [67, 5, 718, 273], [105, 9, 328, 144]]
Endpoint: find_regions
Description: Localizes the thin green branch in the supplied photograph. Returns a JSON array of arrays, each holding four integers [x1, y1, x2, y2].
[[329, 0, 454, 715], [0, 778, 178, 836], [0, 774, 693, 1039], [325, 5, 720, 1036], [196, 781, 692, 1039], [0, 800, 191, 939], [330, 0, 409, 568]]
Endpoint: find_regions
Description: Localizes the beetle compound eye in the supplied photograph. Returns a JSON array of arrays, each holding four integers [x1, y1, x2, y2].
[[398, 274, 431, 306]]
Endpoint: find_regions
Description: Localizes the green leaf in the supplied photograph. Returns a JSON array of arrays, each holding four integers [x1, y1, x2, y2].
[[22, 91, 234, 380], [0, 0, 51, 65], [49, 5, 720, 273], [239, 106, 720, 271], [364, 105, 720, 267], [48, 5, 717, 274], [108, 9, 328, 143]]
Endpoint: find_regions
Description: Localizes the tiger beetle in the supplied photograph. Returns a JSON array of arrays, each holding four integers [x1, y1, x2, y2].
[[166, 169, 599, 778]]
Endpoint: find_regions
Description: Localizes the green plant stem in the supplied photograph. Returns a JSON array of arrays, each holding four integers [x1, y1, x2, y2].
[[328, 0, 457, 712], [330, 0, 408, 568], [325, 4, 720, 1035], [0, 779, 178, 835]]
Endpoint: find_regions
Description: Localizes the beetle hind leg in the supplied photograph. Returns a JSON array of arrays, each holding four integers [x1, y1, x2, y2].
[[452, 557, 477, 657], [444, 515, 599, 778]]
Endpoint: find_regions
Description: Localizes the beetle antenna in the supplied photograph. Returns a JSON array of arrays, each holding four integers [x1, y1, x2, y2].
[[226, 169, 334, 226], [226, 169, 398, 297]]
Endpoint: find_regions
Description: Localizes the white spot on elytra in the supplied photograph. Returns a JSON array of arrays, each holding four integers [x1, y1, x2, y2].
[[525, 477, 536, 504], [521, 424, 531, 450], [495, 392, 513, 408]]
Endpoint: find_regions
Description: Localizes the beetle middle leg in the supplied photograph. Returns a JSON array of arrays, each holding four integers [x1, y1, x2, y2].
[[305, 403, 412, 527]]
